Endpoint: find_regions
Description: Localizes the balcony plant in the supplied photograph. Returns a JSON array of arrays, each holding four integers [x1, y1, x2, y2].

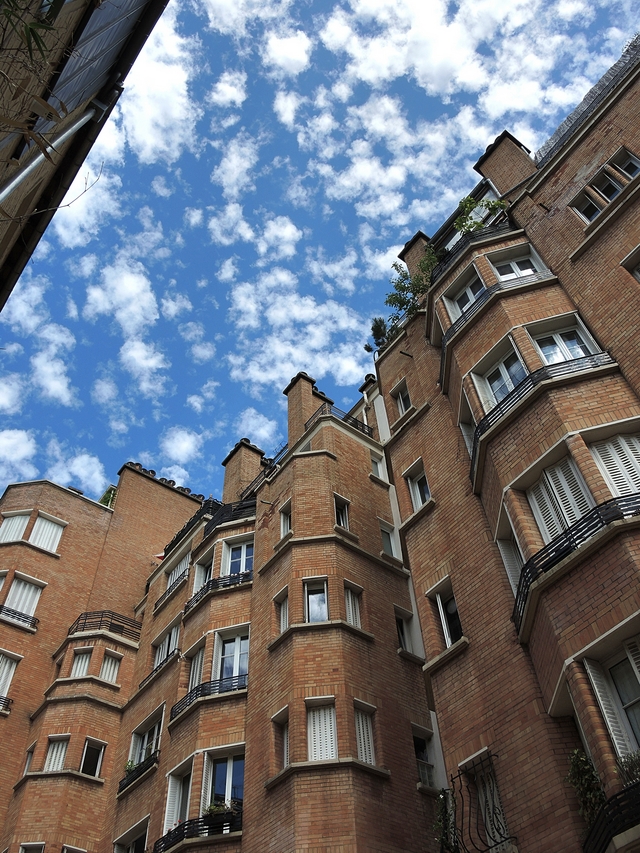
[[618, 748, 640, 786], [565, 749, 606, 832]]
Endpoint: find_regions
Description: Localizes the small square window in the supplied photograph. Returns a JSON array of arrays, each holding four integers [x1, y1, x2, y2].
[[573, 193, 601, 222], [380, 523, 397, 558], [153, 625, 179, 667], [29, 514, 65, 552], [0, 512, 29, 543], [99, 653, 121, 683], [70, 650, 91, 678], [305, 580, 328, 622], [370, 453, 385, 479]]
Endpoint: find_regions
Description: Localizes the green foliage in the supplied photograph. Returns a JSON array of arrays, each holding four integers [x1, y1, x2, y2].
[[565, 749, 606, 830], [434, 789, 459, 853], [618, 748, 640, 786], [453, 195, 507, 235], [124, 760, 136, 774], [1, 0, 64, 60]]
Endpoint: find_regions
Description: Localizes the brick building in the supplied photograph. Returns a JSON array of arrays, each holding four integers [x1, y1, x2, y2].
[[2, 34, 640, 853]]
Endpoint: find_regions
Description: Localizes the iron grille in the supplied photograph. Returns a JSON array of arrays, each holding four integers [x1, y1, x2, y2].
[[139, 648, 180, 690], [152, 807, 243, 852], [184, 572, 253, 614], [430, 222, 513, 285], [449, 752, 516, 852], [170, 675, 248, 720], [304, 402, 373, 437], [583, 779, 640, 853], [154, 569, 189, 611], [68, 611, 141, 640], [0, 606, 39, 629], [0, 696, 13, 712], [117, 750, 159, 793]]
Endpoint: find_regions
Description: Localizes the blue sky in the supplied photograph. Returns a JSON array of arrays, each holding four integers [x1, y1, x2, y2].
[[0, 0, 637, 501]]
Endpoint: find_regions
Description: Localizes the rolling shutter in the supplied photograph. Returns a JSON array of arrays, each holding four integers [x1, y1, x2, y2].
[[44, 739, 68, 771], [496, 538, 524, 596], [355, 709, 374, 764], [307, 705, 337, 761], [279, 596, 288, 633], [0, 514, 29, 542], [71, 651, 91, 677], [584, 658, 634, 757], [99, 654, 120, 683], [29, 517, 63, 552], [5, 579, 41, 616], [345, 588, 361, 628], [0, 654, 17, 696]]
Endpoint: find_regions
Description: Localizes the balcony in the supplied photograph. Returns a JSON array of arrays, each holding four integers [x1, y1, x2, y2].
[[0, 696, 13, 712], [184, 572, 252, 615], [170, 675, 248, 720], [154, 569, 189, 611], [470, 353, 616, 484], [68, 610, 141, 641], [513, 492, 640, 634], [240, 444, 289, 499], [139, 647, 180, 690], [583, 779, 640, 853], [0, 605, 38, 629], [163, 498, 221, 559], [117, 751, 159, 794], [153, 808, 243, 853], [430, 220, 513, 284], [305, 402, 373, 438]]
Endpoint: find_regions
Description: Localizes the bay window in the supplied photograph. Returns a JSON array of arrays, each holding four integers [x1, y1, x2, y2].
[[584, 637, 640, 756], [483, 351, 527, 407]]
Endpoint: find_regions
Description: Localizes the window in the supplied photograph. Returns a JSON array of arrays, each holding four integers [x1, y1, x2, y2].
[[453, 274, 485, 317], [283, 721, 289, 767], [392, 381, 412, 416], [278, 594, 288, 633], [494, 256, 539, 281], [44, 737, 69, 771], [334, 495, 349, 529], [572, 150, 640, 223], [0, 652, 19, 699], [114, 819, 148, 853], [404, 460, 431, 510], [187, 646, 205, 692], [573, 192, 602, 222], [3, 575, 44, 625], [396, 613, 411, 652], [591, 434, 640, 496], [592, 170, 623, 201], [304, 579, 328, 622], [131, 713, 162, 765], [584, 640, 640, 756], [70, 649, 91, 678], [272, 706, 289, 768], [19, 846, 44, 853], [164, 763, 192, 832], [370, 453, 385, 480], [223, 539, 253, 576], [414, 732, 435, 787], [354, 707, 375, 764], [527, 457, 593, 543], [0, 512, 29, 543], [99, 652, 121, 683], [611, 148, 640, 179], [307, 704, 337, 761], [154, 625, 180, 667], [344, 585, 361, 629], [280, 500, 291, 538], [201, 753, 244, 812], [436, 591, 463, 648], [534, 328, 593, 364], [0, 571, 5, 592], [483, 350, 527, 407], [496, 533, 524, 596], [194, 548, 214, 591], [80, 738, 105, 776], [29, 514, 65, 552], [213, 630, 249, 689], [380, 523, 397, 558], [24, 745, 34, 774], [166, 553, 190, 588]]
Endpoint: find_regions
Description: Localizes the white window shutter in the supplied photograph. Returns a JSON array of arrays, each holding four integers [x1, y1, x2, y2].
[[99, 654, 120, 683], [169, 625, 180, 653], [0, 514, 29, 542], [592, 436, 640, 496], [355, 709, 374, 764], [308, 706, 337, 761], [212, 634, 223, 681], [283, 722, 289, 767], [345, 589, 361, 628], [167, 554, 190, 587], [527, 479, 565, 543], [29, 517, 63, 552], [496, 539, 524, 596], [164, 775, 182, 833], [188, 647, 205, 692], [5, 579, 41, 616], [71, 651, 91, 677], [131, 733, 142, 763], [45, 739, 68, 771], [546, 458, 593, 525], [584, 658, 634, 757], [435, 594, 452, 648], [280, 596, 289, 633], [624, 637, 640, 681], [200, 754, 212, 814], [0, 654, 17, 695]]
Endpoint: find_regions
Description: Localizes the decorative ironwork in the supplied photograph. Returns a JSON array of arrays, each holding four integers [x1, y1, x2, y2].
[[240, 443, 289, 499], [202, 499, 257, 539], [0, 606, 39, 629], [439, 272, 556, 386], [430, 222, 513, 285], [163, 498, 221, 558], [68, 610, 141, 640], [152, 806, 243, 852], [304, 402, 374, 437], [184, 572, 253, 614], [470, 353, 616, 479], [170, 675, 248, 720], [154, 569, 189, 611], [0, 696, 13, 712], [117, 751, 159, 793], [583, 779, 640, 853], [513, 492, 640, 633], [450, 752, 516, 852], [139, 648, 180, 690]]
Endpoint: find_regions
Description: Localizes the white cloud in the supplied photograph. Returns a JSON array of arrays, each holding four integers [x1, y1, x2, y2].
[[151, 176, 174, 197], [159, 464, 189, 485], [234, 407, 282, 448], [92, 377, 119, 405], [52, 166, 123, 249], [185, 207, 204, 227], [273, 90, 302, 128], [1, 274, 49, 335], [186, 379, 219, 412], [256, 215, 303, 261], [209, 70, 248, 107], [30, 323, 77, 407], [217, 258, 238, 281], [178, 322, 216, 362], [211, 133, 260, 200], [307, 247, 359, 294], [0, 429, 38, 484], [84, 257, 159, 338], [119, 339, 170, 397], [0, 374, 26, 415], [161, 293, 193, 320], [201, 0, 290, 36], [208, 203, 254, 245], [45, 439, 107, 496], [160, 426, 204, 463], [263, 30, 313, 76]]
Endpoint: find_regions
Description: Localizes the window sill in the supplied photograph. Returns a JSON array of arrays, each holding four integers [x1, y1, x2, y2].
[[44, 675, 121, 696], [264, 756, 390, 790], [0, 614, 37, 633], [386, 400, 432, 447], [168, 688, 247, 731], [417, 782, 441, 798], [390, 405, 417, 434], [378, 551, 405, 571], [397, 648, 425, 665], [14, 770, 104, 791], [400, 497, 436, 533], [368, 473, 390, 489], [423, 636, 470, 675], [333, 524, 359, 543], [274, 530, 293, 553], [267, 619, 374, 652], [116, 762, 158, 798], [0, 539, 60, 558]]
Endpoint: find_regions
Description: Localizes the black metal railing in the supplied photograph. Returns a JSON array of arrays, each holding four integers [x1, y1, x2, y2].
[[450, 752, 517, 852], [439, 272, 555, 386], [117, 751, 159, 793], [240, 442, 289, 499], [305, 402, 373, 437], [184, 572, 253, 614], [0, 696, 13, 712], [202, 498, 257, 538], [583, 779, 640, 853], [0, 605, 39, 629], [153, 808, 243, 852], [513, 492, 640, 633], [470, 353, 616, 478], [154, 569, 189, 611], [170, 675, 248, 720], [68, 610, 141, 641], [163, 498, 221, 559], [430, 221, 513, 284], [139, 648, 181, 690]]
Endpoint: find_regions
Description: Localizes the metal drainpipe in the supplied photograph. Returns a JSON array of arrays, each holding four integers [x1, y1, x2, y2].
[[0, 108, 96, 205]]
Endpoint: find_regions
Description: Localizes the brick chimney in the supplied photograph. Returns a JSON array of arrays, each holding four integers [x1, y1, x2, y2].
[[221, 438, 265, 503], [397, 230, 430, 280], [474, 130, 536, 195], [283, 372, 334, 446]]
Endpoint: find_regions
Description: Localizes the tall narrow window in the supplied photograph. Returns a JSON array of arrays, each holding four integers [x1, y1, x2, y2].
[[344, 586, 361, 629], [307, 705, 337, 761], [99, 653, 121, 683], [131, 716, 162, 764], [334, 496, 349, 530], [212, 631, 249, 691], [405, 461, 431, 511], [305, 580, 328, 622], [80, 739, 105, 776], [280, 501, 292, 538], [380, 524, 396, 558], [354, 708, 375, 765], [527, 457, 593, 543], [154, 625, 180, 667], [0, 653, 18, 699], [70, 650, 91, 678], [484, 351, 527, 406], [0, 513, 29, 543], [392, 382, 411, 416], [283, 721, 290, 768], [436, 592, 463, 647], [188, 647, 205, 692], [164, 765, 192, 832], [201, 753, 245, 811], [496, 534, 524, 596], [453, 275, 485, 316], [29, 515, 65, 552], [44, 737, 68, 771], [166, 553, 190, 588], [279, 595, 289, 633], [4, 576, 43, 624]]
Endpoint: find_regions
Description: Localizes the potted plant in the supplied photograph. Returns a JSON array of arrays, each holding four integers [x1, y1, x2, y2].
[[202, 802, 235, 833]]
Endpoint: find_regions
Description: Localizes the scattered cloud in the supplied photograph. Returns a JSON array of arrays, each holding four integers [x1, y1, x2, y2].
[[208, 203, 254, 245], [234, 407, 281, 448], [159, 464, 190, 485], [0, 429, 38, 483], [160, 425, 204, 463], [211, 132, 260, 200], [119, 339, 171, 397], [84, 257, 159, 338], [0, 374, 26, 415], [273, 90, 303, 128], [45, 438, 108, 496], [185, 207, 204, 227], [263, 30, 313, 76], [217, 258, 238, 281], [152, 176, 174, 197], [256, 214, 303, 261], [161, 293, 193, 320], [209, 69, 248, 106]]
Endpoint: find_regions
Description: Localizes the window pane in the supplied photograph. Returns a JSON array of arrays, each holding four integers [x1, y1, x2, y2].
[[487, 369, 509, 402], [212, 759, 228, 804], [610, 658, 640, 743], [560, 330, 589, 359], [381, 528, 393, 556], [0, 514, 29, 542], [307, 585, 327, 621], [231, 755, 244, 803], [244, 543, 253, 572], [515, 258, 536, 275], [229, 546, 242, 575], [538, 336, 565, 364], [504, 353, 526, 386], [81, 743, 103, 776], [496, 262, 517, 280]]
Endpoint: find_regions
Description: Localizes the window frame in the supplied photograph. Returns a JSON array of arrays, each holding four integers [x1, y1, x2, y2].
[[222, 536, 254, 577], [28, 512, 67, 553], [481, 349, 528, 409], [163, 759, 193, 833], [2, 572, 47, 625], [200, 749, 245, 813], [99, 651, 121, 684], [443, 265, 486, 321], [344, 582, 362, 629], [193, 543, 215, 592], [354, 703, 375, 765], [213, 628, 249, 684], [280, 500, 292, 539], [304, 578, 328, 623], [591, 433, 640, 497], [0, 649, 21, 700], [44, 735, 70, 772], [80, 737, 106, 777], [130, 706, 164, 765], [527, 456, 594, 544], [391, 380, 412, 417], [274, 586, 289, 633], [0, 511, 30, 543], [153, 623, 180, 668], [165, 551, 190, 589], [70, 648, 92, 678], [403, 459, 431, 511], [334, 494, 349, 530], [379, 521, 398, 558], [306, 700, 337, 761]]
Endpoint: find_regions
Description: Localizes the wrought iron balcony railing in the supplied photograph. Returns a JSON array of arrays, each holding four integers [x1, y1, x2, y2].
[[170, 674, 248, 720], [154, 569, 189, 611], [0, 696, 13, 712], [184, 571, 253, 615], [153, 808, 243, 853], [305, 402, 373, 437], [0, 605, 39, 629], [430, 220, 513, 284], [583, 779, 640, 853], [470, 353, 616, 480], [240, 442, 289, 498], [117, 751, 159, 794], [68, 610, 142, 641], [512, 492, 640, 633], [139, 648, 181, 690]]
